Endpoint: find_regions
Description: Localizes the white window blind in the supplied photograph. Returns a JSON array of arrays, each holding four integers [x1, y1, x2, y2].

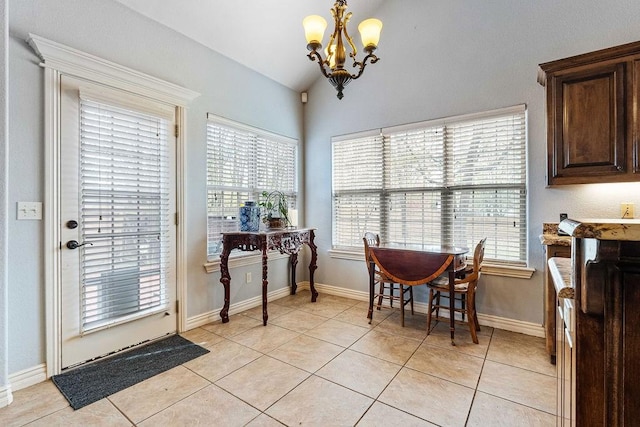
[[332, 105, 527, 265], [446, 111, 527, 263], [332, 132, 383, 248], [385, 126, 446, 247], [79, 96, 172, 331], [207, 115, 298, 258]]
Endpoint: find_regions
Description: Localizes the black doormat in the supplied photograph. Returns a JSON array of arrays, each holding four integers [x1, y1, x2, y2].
[[52, 334, 209, 410]]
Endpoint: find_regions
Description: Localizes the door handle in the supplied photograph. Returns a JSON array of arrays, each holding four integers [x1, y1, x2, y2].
[[66, 240, 93, 250]]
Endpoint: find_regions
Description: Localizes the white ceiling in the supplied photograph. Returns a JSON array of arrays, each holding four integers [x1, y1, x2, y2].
[[113, 0, 386, 92]]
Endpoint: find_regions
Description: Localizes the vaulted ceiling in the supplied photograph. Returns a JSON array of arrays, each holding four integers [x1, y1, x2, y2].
[[113, 0, 386, 92]]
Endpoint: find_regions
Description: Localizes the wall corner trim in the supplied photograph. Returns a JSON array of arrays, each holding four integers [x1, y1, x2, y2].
[[0, 384, 12, 408]]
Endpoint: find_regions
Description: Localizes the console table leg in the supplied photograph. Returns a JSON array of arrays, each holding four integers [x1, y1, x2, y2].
[[308, 230, 318, 302], [219, 247, 232, 323], [262, 248, 269, 326], [290, 253, 298, 295]]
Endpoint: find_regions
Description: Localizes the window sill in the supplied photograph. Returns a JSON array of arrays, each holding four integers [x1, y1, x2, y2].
[[480, 263, 535, 279], [328, 249, 535, 279], [204, 252, 290, 274]]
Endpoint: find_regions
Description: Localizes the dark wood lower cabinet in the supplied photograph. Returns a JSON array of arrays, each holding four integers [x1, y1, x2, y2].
[[570, 238, 640, 426], [549, 256, 574, 426], [556, 299, 574, 426], [545, 243, 571, 364]]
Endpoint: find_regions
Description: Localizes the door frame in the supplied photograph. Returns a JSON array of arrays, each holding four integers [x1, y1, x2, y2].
[[29, 34, 200, 376]]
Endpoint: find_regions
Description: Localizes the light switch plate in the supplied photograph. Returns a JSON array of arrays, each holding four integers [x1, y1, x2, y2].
[[621, 203, 635, 219], [17, 202, 43, 220]]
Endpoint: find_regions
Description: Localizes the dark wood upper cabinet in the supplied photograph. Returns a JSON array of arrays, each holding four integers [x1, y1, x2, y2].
[[634, 59, 640, 175], [539, 41, 640, 185]]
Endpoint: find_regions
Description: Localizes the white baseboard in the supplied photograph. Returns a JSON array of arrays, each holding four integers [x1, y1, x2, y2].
[[184, 286, 293, 331], [2, 363, 47, 402], [298, 281, 545, 338], [10, 364, 47, 391], [475, 312, 544, 338], [0, 384, 13, 408], [300, 281, 369, 302]]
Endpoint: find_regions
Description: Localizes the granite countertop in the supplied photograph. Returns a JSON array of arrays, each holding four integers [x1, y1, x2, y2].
[[559, 218, 640, 241], [548, 257, 573, 299], [540, 223, 572, 246]]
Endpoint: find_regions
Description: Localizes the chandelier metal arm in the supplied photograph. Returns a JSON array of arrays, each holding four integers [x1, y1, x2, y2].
[[341, 13, 358, 61], [325, 9, 338, 67], [350, 52, 380, 80], [307, 50, 332, 79]]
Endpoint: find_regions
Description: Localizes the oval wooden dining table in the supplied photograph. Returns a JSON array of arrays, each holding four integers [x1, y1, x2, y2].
[[367, 245, 468, 345]]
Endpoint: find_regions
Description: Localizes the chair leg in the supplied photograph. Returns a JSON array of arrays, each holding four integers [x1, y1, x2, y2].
[[469, 288, 481, 331], [409, 286, 414, 315], [427, 287, 434, 332], [466, 295, 479, 344], [400, 284, 405, 327], [376, 280, 384, 310], [389, 283, 395, 307], [461, 294, 466, 322]]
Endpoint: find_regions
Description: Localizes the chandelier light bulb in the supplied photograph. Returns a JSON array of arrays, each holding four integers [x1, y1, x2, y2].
[[303, 15, 328, 46], [358, 18, 383, 51]]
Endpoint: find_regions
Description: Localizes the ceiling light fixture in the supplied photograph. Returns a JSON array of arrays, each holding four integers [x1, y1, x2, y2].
[[303, 0, 382, 100]]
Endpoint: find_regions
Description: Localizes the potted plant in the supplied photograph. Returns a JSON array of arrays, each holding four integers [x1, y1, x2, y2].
[[259, 190, 291, 229]]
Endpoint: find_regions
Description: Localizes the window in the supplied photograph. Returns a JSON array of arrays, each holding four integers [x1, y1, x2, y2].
[[79, 93, 173, 330], [206, 114, 298, 258], [332, 105, 527, 265]]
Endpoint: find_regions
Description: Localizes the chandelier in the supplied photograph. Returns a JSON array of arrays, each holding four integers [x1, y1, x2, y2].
[[303, 0, 382, 99]]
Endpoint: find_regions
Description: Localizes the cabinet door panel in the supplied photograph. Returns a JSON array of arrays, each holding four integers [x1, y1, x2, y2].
[[634, 60, 640, 175], [550, 63, 626, 181], [563, 76, 615, 164], [556, 305, 565, 424], [623, 270, 640, 423]]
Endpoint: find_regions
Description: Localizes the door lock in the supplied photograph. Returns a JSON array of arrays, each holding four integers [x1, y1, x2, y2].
[[66, 240, 93, 250]]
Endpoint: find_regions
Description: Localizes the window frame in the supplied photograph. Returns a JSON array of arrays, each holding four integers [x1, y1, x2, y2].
[[331, 105, 531, 275], [205, 113, 299, 262]]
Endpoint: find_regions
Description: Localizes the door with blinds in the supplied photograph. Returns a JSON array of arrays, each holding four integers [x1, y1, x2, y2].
[[59, 76, 177, 369]]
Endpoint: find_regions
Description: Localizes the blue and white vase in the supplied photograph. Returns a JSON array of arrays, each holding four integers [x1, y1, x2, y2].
[[239, 201, 260, 232]]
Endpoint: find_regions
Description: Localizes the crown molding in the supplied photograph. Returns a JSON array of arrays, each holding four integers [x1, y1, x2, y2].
[[27, 34, 199, 106]]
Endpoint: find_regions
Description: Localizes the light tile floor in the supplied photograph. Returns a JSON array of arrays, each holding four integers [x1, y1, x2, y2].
[[0, 290, 556, 426]]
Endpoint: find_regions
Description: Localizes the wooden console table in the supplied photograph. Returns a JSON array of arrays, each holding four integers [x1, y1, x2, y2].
[[219, 228, 318, 326]]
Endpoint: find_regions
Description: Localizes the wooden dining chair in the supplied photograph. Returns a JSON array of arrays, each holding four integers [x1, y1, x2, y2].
[[363, 232, 414, 317], [426, 237, 486, 344]]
